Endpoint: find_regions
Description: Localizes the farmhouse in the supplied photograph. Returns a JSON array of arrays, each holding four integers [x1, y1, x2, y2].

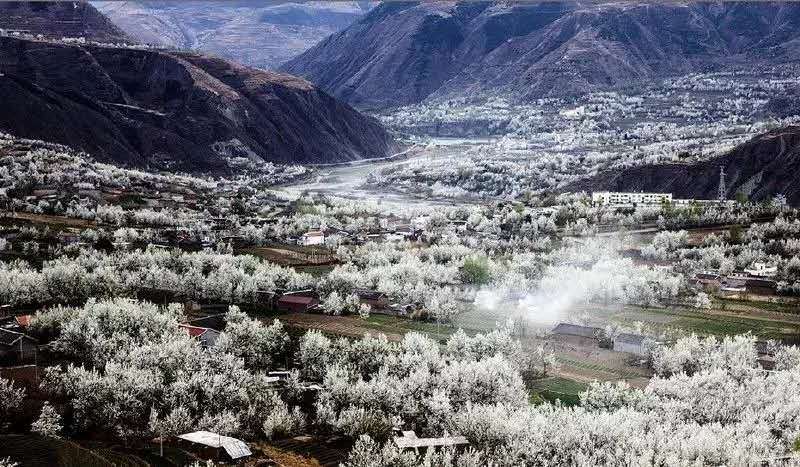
[[184, 314, 226, 331], [299, 230, 325, 246], [719, 278, 747, 294], [613, 333, 650, 357], [178, 324, 220, 348], [276, 293, 319, 313], [551, 323, 602, 347], [742, 277, 778, 295], [691, 272, 722, 289], [14, 315, 31, 329], [177, 431, 252, 462], [744, 261, 778, 278], [0, 328, 37, 363], [355, 289, 389, 309], [755, 341, 777, 370], [394, 430, 469, 452]]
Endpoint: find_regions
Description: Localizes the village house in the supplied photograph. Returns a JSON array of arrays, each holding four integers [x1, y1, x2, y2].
[[355, 289, 389, 310], [394, 430, 469, 453], [299, 230, 325, 246], [184, 313, 226, 332], [0, 328, 38, 364], [178, 324, 220, 349], [177, 431, 252, 463], [692, 272, 777, 296], [741, 277, 778, 295], [690, 272, 722, 290], [756, 341, 777, 370], [744, 261, 778, 278], [57, 231, 81, 245], [383, 232, 406, 243], [551, 323, 602, 347], [396, 224, 421, 241], [388, 302, 420, 317], [719, 278, 747, 295], [0, 314, 31, 333], [613, 333, 650, 357], [276, 292, 319, 313], [14, 314, 31, 330]]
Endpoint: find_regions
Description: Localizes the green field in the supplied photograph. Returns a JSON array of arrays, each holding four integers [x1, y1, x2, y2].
[[529, 377, 588, 406], [713, 297, 800, 315], [597, 303, 800, 342], [364, 313, 459, 340]]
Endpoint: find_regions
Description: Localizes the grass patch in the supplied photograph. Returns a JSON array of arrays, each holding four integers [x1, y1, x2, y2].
[[529, 377, 587, 407], [292, 264, 335, 276], [255, 444, 323, 467], [608, 304, 800, 341], [714, 297, 800, 315], [363, 314, 458, 341]]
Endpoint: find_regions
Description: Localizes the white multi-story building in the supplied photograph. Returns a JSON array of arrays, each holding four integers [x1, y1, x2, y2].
[[591, 191, 673, 206], [744, 261, 778, 278], [299, 230, 325, 246]]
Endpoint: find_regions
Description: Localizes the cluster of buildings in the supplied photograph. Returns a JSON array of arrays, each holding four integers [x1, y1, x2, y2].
[[549, 322, 778, 370], [550, 322, 651, 357], [692, 261, 779, 297], [296, 217, 428, 247]]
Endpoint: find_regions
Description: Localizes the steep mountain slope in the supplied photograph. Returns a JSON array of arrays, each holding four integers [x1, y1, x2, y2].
[[0, 1, 131, 43], [0, 36, 397, 172], [94, 1, 372, 70], [282, 1, 800, 109], [566, 126, 800, 205]]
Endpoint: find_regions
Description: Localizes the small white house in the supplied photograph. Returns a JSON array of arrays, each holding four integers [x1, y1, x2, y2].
[[177, 431, 252, 461], [299, 230, 325, 246], [744, 261, 778, 278], [384, 233, 406, 243], [613, 333, 650, 357]]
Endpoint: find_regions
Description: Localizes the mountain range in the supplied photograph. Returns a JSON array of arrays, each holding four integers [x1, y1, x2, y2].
[[93, 1, 373, 70], [282, 1, 800, 109]]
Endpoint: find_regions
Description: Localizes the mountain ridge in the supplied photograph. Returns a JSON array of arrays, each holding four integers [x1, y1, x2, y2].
[[282, 1, 800, 109], [0, 35, 397, 172]]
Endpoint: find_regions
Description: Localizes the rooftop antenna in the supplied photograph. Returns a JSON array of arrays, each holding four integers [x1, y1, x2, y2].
[[718, 166, 726, 201]]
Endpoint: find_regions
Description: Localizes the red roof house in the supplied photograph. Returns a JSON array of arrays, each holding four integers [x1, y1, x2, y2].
[[179, 324, 220, 348], [15, 315, 32, 328]]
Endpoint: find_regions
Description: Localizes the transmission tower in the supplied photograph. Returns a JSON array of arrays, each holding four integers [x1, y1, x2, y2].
[[717, 166, 726, 201]]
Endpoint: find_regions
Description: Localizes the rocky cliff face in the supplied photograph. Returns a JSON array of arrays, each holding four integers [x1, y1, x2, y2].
[[566, 126, 800, 206], [94, 1, 372, 70], [282, 1, 800, 109], [0, 35, 397, 172], [0, 1, 131, 42]]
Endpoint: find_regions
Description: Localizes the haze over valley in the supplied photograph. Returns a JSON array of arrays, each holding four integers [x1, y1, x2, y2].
[[2, 2, 800, 466]]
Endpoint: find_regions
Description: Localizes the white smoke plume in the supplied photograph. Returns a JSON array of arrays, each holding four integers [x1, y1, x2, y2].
[[473, 236, 679, 329]]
